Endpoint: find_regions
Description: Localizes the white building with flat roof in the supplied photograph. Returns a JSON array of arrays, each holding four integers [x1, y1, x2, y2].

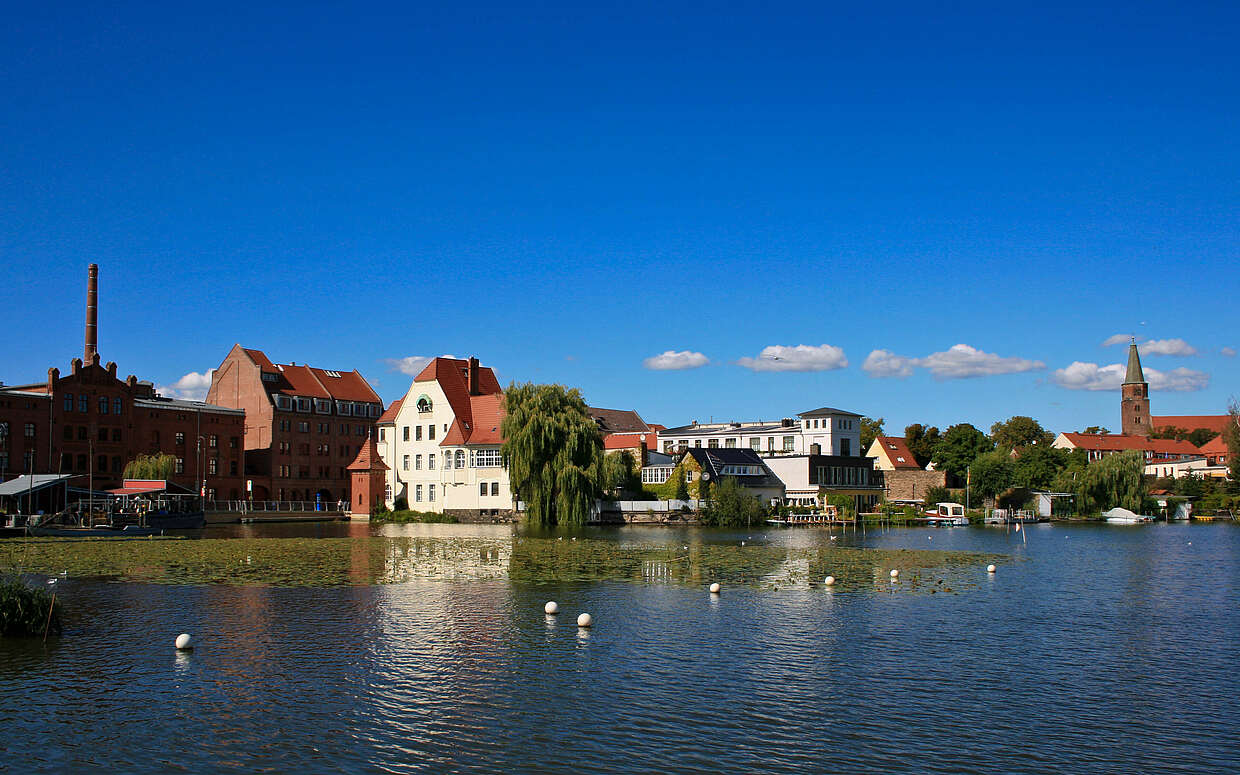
[[659, 407, 863, 458]]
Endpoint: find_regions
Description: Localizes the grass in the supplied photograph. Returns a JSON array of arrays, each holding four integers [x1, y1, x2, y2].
[[0, 575, 62, 637]]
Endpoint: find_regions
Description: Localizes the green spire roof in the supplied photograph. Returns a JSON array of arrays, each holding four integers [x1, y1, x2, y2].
[[1124, 340, 1145, 384]]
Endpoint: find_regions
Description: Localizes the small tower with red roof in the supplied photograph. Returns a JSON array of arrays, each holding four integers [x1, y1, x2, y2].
[[347, 433, 389, 519]]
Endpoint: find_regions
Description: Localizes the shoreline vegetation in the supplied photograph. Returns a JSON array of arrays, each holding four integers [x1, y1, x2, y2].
[[0, 575, 62, 638]]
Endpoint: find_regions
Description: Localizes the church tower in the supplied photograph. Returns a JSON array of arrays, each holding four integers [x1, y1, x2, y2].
[[1121, 339, 1151, 437]]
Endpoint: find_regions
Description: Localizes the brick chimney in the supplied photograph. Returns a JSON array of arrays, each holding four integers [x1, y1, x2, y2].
[[85, 263, 99, 360], [468, 356, 480, 396]]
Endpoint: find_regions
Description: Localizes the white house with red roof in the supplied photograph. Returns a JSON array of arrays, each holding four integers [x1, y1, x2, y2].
[[376, 356, 513, 519]]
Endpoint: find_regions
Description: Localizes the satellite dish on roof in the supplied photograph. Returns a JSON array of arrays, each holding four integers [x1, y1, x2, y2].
[[701, 472, 711, 481]]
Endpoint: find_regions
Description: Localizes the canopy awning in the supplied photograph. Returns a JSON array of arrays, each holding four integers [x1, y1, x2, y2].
[[0, 474, 75, 497]]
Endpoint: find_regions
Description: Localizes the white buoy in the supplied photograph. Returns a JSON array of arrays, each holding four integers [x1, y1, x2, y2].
[[824, 575, 836, 586], [544, 601, 559, 615], [1014, 523, 1021, 532], [987, 564, 997, 574], [175, 633, 194, 651], [709, 582, 721, 594], [577, 613, 593, 628], [890, 569, 900, 579]]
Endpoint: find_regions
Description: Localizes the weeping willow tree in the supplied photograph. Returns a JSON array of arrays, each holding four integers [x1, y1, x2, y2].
[[1227, 401, 1240, 493], [122, 453, 176, 480], [501, 383, 603, 526], [1074, 449, 1147, 514]]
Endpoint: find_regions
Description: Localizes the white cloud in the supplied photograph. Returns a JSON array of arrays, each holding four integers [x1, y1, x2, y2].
[[737, 344, 848, 373], [862, 349, 916, 378], [1102, 334, 1132, 347], [1222, 346, 1237, 357], [863, 344, 1043, 380], [643, 350, 709, 370], [1139, 338, 1198, 356], [1052, 361, 1209, 392], [157, 370, 213, 401], [384, 355, 457, 376]]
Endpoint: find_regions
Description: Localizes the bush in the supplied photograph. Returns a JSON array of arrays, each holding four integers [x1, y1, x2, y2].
[[923, 486, 950, 507], [700, 478, 764, 527], [0, 576, 62, 637], [371, 509, 459, 524]]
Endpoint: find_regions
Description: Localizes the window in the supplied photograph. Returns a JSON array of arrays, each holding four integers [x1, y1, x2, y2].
[[58, 453, 70, 470], [209, 458, 218, 475], [315, 399, 331, 413], [428, 484, 435, 502], [78, 426, 87, 440], [402, 455, 410, 471], [230, 460, 238, 475], [175, 457, 185, 474], [415, 454, 422, 470], [378, 428, 385, 441], [356, 425, 365, 437], [472, 449, 502, 468], [337, 401, 352, 416], [415, 426, 422, 441], [114, 397, 122, 415], [24, 423, 35, 438], [279, 419, 291, 432], [664, 441, 673, 453], [491, 482, 499, 496], [403, 426, 410, 441], [112, 428, 121, 442], [840, 438, 851, 456], [24, 451, 35, 470], [176, 432, 185, 446], [708, 439, 719, 449], [99, 396, 110, 414], [209, 434, 218, 448], [98, 428, 108, 442], [276, 395, 292, 411], [480, 482, 488, 496], [297, 422, 310, 433], [77, 454, 87, 471], [415, 484, 423, 502], [79, 395, 88, 412], [63, 425, 73, 441], [694, 439, 701, 448], [783, 436, 795, 451], [455, 450, 466, 468], [428, 424, 436, 440], [64, 393, 74, 411], [230, 436, 239, 448], [749, 438, 761, 451], [416, 395, 432, 413], [725, 438, 737, 448], [427, 454, 435, 470]]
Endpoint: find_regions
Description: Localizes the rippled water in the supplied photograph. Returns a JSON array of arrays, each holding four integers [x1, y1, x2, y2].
[[2, 522, 1237, 773]]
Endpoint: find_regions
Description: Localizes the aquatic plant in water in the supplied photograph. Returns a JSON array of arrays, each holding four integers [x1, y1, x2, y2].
[[0, 576, 62, 637]]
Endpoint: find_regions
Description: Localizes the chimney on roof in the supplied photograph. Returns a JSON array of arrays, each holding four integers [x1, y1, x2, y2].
[[85, 263, 99, 360], [468, 356, 481, 396]]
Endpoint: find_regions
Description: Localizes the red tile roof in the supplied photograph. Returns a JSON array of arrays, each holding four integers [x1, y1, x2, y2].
[[415, 357, 504, 446], [243, 348, 279, 374], [1058, 433, 1201, 456], [1198, 435, 1229, 455], [378, 398, 403, 423], [1151, 415, 1235, 434], [278, 363, 332, 399], [347, 436, 389, 471], [873, 436, 921, 469], [240, 347, 382, 403], [646, 424, 666, 450], [309, 367, 381, 403]]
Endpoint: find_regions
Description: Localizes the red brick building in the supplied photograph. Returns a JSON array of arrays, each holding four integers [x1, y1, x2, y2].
[[206, 344, 383, 504], [0, 265, 245, 498]]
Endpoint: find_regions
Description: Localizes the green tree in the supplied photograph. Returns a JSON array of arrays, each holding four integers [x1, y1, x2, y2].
[[1074, 450, 1147, 514], [1080, 426, 1109, 435], [923, 485, 950, 507], [672, 466, 690, 501], [122, 453, 176, 480], [501, 383, 603, 526], [602, 450, 639, 496], [932, 424, 993, 484], [1011, 445, 1071, 490], [970, 450, 1015, 500], [904, 424, 941, 468], [700, 476, 764, 527], [990, 416, 1053, 451], [859, 417, 885, 452], [1187, 428, 1220, 448]]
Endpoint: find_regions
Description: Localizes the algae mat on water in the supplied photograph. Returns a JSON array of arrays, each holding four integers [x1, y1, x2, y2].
[[1, 536, 1004, 591]]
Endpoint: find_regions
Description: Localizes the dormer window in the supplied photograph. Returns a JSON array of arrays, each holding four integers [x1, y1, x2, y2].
[[296, 397, 311, 412], [315, 399, 331, 413]]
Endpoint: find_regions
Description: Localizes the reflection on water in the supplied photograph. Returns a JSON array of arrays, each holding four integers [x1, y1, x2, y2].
[[1, 523, 1238, 774]]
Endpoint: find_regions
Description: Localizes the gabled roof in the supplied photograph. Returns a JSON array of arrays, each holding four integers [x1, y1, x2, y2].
[[347, 436, 389, 471], [275, 363, 332, 399], [378, 398, 402, 424], [872, 436, 921, 469], [309, 367, 382, 403], [1057, 432, 1200, 455], [238, 346, 381, 403], [587, 407, 650, 434], [1198, 435, 1229, 455], [798, 406, 862, 418], [242, 347, 280, 374], [443, 393, 505, 446], [1151, 415, 1235, 434], [682, 447, 782, 488], [413, 358, 504, 447]]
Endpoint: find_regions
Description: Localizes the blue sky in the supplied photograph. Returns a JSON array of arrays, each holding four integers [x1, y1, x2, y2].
[[2, 1, 1237, 436]]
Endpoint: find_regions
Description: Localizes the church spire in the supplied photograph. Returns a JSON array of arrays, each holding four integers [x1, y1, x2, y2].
[[1123, 338, 1145, 385]]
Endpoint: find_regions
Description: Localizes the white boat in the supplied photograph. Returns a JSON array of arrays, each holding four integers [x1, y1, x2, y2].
[[1102, 507, 1154, 524]]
